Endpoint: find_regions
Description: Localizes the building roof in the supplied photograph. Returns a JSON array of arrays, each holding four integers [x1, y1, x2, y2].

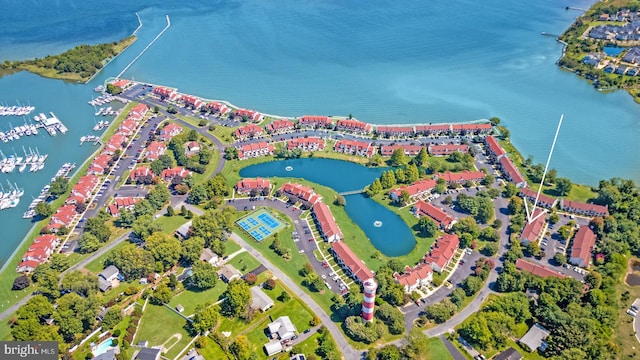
[[92, 348, 116, 360], [99, 265, 120, 280], [135, 347, 161, 360], [519, 188, 556, 208], [312, 202, 343, 240], [434, 170, 484, 183], [331, 242, 374, 283], [250, 286, 275, 311], [336, 118, 371, 132], [287, 137, 325, 150], [427, 143, 470, 155], [499, 156, 526, 186], [493, 347, 523, 360], [519, 324, 550, 352], [570, 226, 596, 267], [237, 177, 271, 191], [413, 200, 455, 228], [268, 316, 297, 339], [424, 233, 459, 270], [393, 262, 433, 288], [520, 210, 546, 243], [485, 136, 506, 157], [379, 144, 424, 156], [391, 178, 437, 199], [264, 339, 283, 356], [515, 259, 565, 279], [217, 264, 241, 282], [199, 248, 217, 263], [176, 220, 193, 239], [298, 115, 332, 125], [280, 183, 321, 204], [560, 199, 609, 216]]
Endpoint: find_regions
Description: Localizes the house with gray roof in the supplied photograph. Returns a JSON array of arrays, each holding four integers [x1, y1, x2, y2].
[[217, 264, 241, 283], [135, 347, 161, 360], [268, 316, 297, 341], [98, 265, 120, 292], [519, 323, 550, 352], [250, 286, 274, 312]]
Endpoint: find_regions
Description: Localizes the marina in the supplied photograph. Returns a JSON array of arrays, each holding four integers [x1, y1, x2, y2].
[[88, 94, 117, 107], [93, 120, 109, 131], [22, 162, 75, 219], [0, 105, 35, 117], [0, 147, 48, 174], [0, 181, 24, 211], [80, 135, 102, 146]]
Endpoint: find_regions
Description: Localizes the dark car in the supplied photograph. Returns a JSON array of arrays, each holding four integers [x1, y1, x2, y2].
[[304, 329, 311, 334]]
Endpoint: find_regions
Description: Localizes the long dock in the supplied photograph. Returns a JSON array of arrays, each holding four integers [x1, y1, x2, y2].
[[116, 15, 171, 79]]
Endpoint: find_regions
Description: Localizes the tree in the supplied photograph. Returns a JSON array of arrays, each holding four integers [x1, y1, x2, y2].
[[84, 217, 111, 242], [102, 308, 122, 329], [395, 168, 407, 183], [49, 176, 69, 196], [221, 280, 251, 317], [151, 283, 173, 304], [264, 278, 276, 290], [414, 148, 429, 167], [146, 232, 181, 271], [61, 270, 98, 297], [476, 197, 494, 223], [555, 177, 573, 196], [343, 316, 384, 343], [147, 184, 170, 210], [459, 314, 492, 350], [187, 184, 208, 205], [406, 163, 419, 183], [34, 202, 54, 218], [368, 179, 383, 196], [449, 288, 466, 308], [300, 262, 314, 277], [375, 303, 405, 335], [462, 275, 483, 296], [585, 272, 602, 289], [399, 190, 411, 205], [508, 197, 523, 215], [131, 214, 163, 240], [181, 236, 205, 264], [230, 335, 250, 360], [334, 195, 346, 207], [190, 304, 219, 334], [503, 183, 517, 198], [481, 242, 498, 256], [417, 216, 438, 237], [106, 83, 123, 95], [12, 275, 30, 290], [553, 253, 566, 265], [402, 328, 431, 360], [78, 233, 100, 253], [106, 244, 154, 280], [224, 147, 238, 160], [489, 117, 500, 126], [482, 173, 494, 186], [423, 298, 457, 323]]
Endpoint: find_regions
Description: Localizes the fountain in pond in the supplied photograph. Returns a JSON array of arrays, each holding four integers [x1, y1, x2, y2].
[[373, 221, 382, 227]]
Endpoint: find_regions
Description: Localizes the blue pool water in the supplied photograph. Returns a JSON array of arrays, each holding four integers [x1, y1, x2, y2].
[[93, 338, 115, 356]]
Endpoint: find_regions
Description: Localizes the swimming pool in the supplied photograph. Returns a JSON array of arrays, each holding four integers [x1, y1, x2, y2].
[[93, 338, 115, 356]]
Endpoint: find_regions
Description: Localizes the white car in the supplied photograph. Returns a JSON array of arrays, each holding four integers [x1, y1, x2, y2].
[[627, 309, 638, 317]]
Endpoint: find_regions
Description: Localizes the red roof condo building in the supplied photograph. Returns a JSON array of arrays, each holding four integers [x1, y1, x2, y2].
[[414, 124, 452, 136], [159, 123, 183, 142], [180, 94, 203, 109], [234, 124, 264, 139], [434, 170, 485, 185], [393, 263, 434, 293], [265, 119, 295, 134], [130, 166, 154, 182], [499, 156, 527, 188], [379, 144, 425, 156], [361, 278, 378, 322], [390, 178, 437, 203], [336, 118, 372, 133], [161, 167, 192, 182], [427, 143, 470, 156], [330, 242, 375, 284], [234, 108, 262, 122], [111, 79, 132, 89], [287, 137, 325, 152], [205, 101, 229, 115], [280, 182, 321, 205], [451, 123, 492, 135], [298, 115, 333, 128], [237, 142, 274, 160], [519, 209, 546, 245], [515, 259, 566, 279], [144, 141, 167, 161], [375, 126, 415, 137], [519, 188, 557, 209], [484, 136, 506, 161], [153, 86, 179, 101], [559, 199, 609, 217], [424, 233, 459, 272], [236, 178, 271, 195], [130, 103, 149, 119], [569, 226, 596, 268], [87, 154, 112, 176], [412, 200, 456, 230], [312, 202, 343, 242], [334, 139, 375, 157], [108, 197, 141, 216]]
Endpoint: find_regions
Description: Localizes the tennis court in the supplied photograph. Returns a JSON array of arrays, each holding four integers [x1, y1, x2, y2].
[[236, 208, 285, 242]]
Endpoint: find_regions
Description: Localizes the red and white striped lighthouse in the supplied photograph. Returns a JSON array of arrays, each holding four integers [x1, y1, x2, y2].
[[361, 278, 378, 322]]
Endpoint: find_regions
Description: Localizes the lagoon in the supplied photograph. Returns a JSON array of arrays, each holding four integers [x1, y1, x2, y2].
[[239, 158, 416, 257]]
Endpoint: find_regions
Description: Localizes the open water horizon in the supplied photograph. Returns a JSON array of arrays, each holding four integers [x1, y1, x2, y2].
[[0, 0, 638, 267]]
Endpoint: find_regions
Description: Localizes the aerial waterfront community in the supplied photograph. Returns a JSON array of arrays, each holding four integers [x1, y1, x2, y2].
[[2, 2, 640, 360]]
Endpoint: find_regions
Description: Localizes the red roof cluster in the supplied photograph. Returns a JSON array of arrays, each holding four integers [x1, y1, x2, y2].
[[108, 197, 141, 216], [379, 144, 424, 156], [236, 178, 271, 194], [334, 139, 375, 157], [266, 119, 294, 133], [427, 143, 469, 156], [161, 167, 191, 181], [331, 242, 374, 283], [180, 94, 203, 108], [235, 108, 262, 122], [17, 234, 61, 273], [390, 178, 437, 200], [560, 199, 609, 217], [414, 124, 452, 134], [145, 141, 167, 161], [424, 233, 459, 272], [434, 170, 484, 184], [88, 153, 112, 176], [451, 123, 492, 133], [516, 259, 566, 279], [130, 166, 154, 181], [280, 182, 321, 205], [413, 200, 456, 229], [376, 126, 414, 136], [485, 136, 506, 158], [393, 263, 433, 290], [499, 156, 526, 186], [287, 137, 325, 151], [206, 101, 229, 114], [153, 86, 179, 101], [336, 119, 372, 133], [234, 124, 263, 138], [519, 188, 557, 209], [312, 202, 343, 242], [298, 115, 332, 127], [159, 123, 183, 141], [520, 209, 546, 244], [130, 103, 148, 120], [66, 175, 100, 205], [237, 141, 274, 160], [570, 226, 596, 267]]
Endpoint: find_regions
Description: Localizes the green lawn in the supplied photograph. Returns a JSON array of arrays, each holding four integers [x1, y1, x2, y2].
[[135, 303, 193, 359], [429, 336, 455, 360], [0, 313, 14, 340], [197, 336, 231, 360], [208, 125, 235, 145], [83, 241, 128, 273], [154, 214, 191, 234], [168, 281, 227, 316], [224, 239, 241, 256], [227, 251, 261, 274]]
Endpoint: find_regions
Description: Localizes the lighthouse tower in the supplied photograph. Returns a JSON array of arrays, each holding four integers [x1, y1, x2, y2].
[[361, 278, 378, 322]]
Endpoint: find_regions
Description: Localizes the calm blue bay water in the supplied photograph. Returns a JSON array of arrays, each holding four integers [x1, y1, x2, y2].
[[239, 158, 416, 256], [0, 0, 638, 266]]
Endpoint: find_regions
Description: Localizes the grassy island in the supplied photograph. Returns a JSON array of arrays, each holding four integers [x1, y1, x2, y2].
[[557, 0, 640, 102], [0, 36, 136, 83]]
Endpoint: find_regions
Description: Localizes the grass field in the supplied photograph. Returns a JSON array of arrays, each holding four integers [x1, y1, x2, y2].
[[429, 337, 455, 360], [613, 257, 640, 360], [227, 251, 261, 274], [154, 214, 191, 234], [167, 281, 227, 317], [135, 303, 193, 359], [83, 241, 128, 274]]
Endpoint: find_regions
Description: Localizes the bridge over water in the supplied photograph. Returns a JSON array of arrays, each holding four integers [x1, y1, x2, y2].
[[338, 189, 365, 196]]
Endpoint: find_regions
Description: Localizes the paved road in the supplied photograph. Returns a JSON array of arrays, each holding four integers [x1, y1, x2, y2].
[[440, 335, 467, 360]]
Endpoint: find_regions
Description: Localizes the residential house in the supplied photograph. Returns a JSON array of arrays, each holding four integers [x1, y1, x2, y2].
[[158, 123, 182, 142], [582, 53, 604, 66], [236, 177, 271, 195], [519, 209, 546, 245], [237, 142, 274, 160], [519, 188, 557, 209], [205, 101, 229, 115], [333, 139, 375, 157], [336, 118, 372, 133], [412, 200, 456, 230], [180, 94, 203, 109], [130, 166, 154, 182], [234, 123, 264, 139], [87, 154, 112, 176], [250, 286, 274, 312], [484, 136, 506, 161], [287, 137, 325, 152], [389, 178, 437, 203], [161, 167, 191, 182], [433, 170, 484, 185], [184, 141, 201, 157], [297, 115, 333, 129], [375, 126, 414, 138], [312, 202, 343, 242], [265, 119, 295, 134], [16, 260, 40, 273], [199, 248, 219, 266], [499, 156, 527, 188], [45, 204, 78, 232], [130, 103, 149, 120], [217, 264, 242, 283], [144, 141, 167, 161], [108, 197, 141, 216], [424, 233, 459, 272], [98, 265, 120, 292], [494, 347, 523, 360], [414, 124, 451, 136], [234, 108, 262, 122], [268, 316, 297, 341], [330, 242, 374, 284], [264, 340, 283, 357], [110, 79, 132, 90], [515, 259, 565, 279], [135, 347, 161, 360], [393, 263, 433, 293], [569, 226, 596, 268], [519, 324, 550, 353], [623, 47, 640, 64], [379, 144, 424, 156], [153, 86, 178, 101], [559, 199, 609, 217], [175, 220, 193, 240], [280, 182, 321, 205], [451, 123, 492, 136], [427, 143, 469, 156]]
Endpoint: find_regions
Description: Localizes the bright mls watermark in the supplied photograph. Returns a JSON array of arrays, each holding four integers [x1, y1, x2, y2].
[[1, 342, 57, 360]]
